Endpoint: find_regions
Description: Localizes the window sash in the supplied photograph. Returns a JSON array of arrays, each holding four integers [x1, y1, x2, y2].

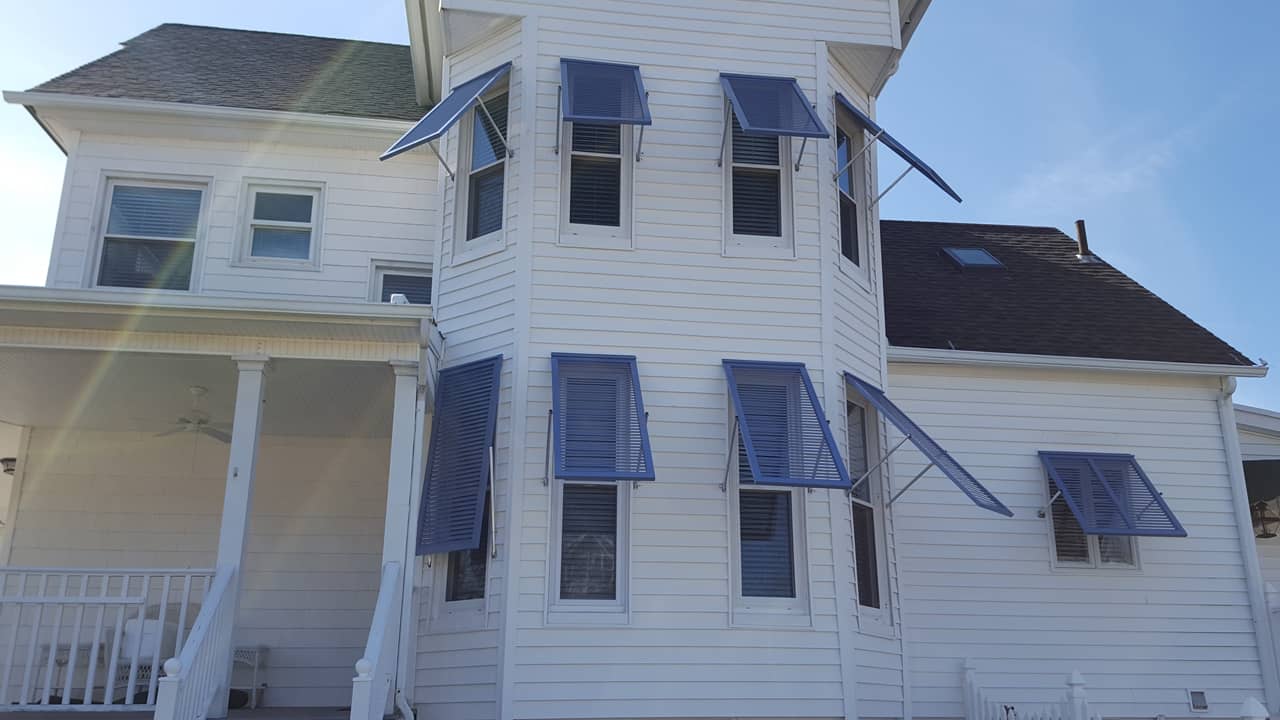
[[562, 122, 631, 237], [377, 269, 433, 304], [846, 398, 885, 612], [97, 181, 203, 290], [1047, 478, 1136, 567], [727, 114, 787, 242], [243, 187, 319, 263], [836, 126, 862, 266], [738, 488, 797, 599], [558, 482, 621, 602], [462, 91, 509, 243], [445, 493, 490, 603]]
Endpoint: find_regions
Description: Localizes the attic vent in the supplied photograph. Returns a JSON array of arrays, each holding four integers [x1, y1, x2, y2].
[[1187, 689, 1209, 712], [943, 247, 1003, 269]]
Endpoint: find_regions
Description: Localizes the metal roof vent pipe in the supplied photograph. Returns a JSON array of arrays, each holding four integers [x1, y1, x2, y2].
[[1075, 219, 1102, 264]]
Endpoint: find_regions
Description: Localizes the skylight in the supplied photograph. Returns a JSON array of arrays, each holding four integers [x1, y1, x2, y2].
[[943, 247, 1003, 268]]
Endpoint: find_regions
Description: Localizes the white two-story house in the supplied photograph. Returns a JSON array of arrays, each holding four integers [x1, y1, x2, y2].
[[0, 3, 1274, 720]]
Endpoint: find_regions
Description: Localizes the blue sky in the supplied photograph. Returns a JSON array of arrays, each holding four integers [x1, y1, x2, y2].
[[1, 2, 1276, 407]]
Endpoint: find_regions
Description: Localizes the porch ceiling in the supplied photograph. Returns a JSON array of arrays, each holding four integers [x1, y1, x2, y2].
[[0, 348, 396, 437]]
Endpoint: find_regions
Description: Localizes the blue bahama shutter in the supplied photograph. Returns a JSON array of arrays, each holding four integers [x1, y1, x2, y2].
[[417, 355, 503, 555], [560, 59, 652, 126], [1039, 451, 1186, 537], [382, 62, 512, 161], [722, 359, 850, 490], [845, 372, 1011, 517], [551, 353, 655, 481]]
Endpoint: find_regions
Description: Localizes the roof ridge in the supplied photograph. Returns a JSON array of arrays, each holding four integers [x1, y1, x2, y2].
[[141, 22, 409, 49], [881, 218, 1065, 234]]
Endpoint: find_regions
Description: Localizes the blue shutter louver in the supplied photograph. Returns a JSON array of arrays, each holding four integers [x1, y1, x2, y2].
[[552, 353, 655, 482], [382, 62, 512, 160], [417, 355, 503, 555], [720, 74, 829, 139], [723, 359, 851, 490], [560, 59, 652, 126], [834, 92, 961, 203], [845, 372, 1012, 517], [1039, 451, 1186, 537]]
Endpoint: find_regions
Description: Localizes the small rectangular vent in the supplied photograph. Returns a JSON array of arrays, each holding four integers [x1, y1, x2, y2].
[[1187, 689, 1209, 712]]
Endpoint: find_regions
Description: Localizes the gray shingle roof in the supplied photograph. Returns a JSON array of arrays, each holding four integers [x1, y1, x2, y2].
[[30, 23, 427, 121], [880, 219, 1254, 367]]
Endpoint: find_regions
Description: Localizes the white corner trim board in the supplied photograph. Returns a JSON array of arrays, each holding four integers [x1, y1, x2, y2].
[[887, 345, 1268, 378]]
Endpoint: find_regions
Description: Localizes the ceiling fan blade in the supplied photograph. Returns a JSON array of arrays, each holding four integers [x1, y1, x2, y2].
[[153, 427, 187, 438], [201, 427, 233, 444]]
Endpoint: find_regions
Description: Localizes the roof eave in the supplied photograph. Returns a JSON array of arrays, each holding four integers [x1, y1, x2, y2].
[[887, 345, 1268, 378], [406, 0, 443, 105]]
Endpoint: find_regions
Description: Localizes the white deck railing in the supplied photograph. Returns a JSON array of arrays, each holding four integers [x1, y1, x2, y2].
[[350, 561, 402, 720], [152, 566, 236, 720], [0, 567, 214, 710], [962, 659, 1099, 720]]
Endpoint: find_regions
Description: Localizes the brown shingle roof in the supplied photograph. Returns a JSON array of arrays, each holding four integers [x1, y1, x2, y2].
[[30, 23, 427, 121], [880, 219, 1254, 367]]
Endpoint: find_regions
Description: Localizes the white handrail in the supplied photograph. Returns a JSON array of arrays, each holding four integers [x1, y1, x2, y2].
[[153, 566, 237, 720], [350, 562, 402, 720], [962, 659, 1100, 720]]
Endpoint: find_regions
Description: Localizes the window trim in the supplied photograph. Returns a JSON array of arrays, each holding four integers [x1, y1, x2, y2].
[[845, 392, 893, 632], [1044, 477, 1141, 572], [453, 87, 510, 263], [370, 261, 433, 304], [235, 181, 324, 270], [723, 105, 795, 258], [547, 478, 630, 623], [558, 122, 634, 249], [91, 176, 210, 292]]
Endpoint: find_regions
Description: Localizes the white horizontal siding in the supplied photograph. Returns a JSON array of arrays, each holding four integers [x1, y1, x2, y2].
[[50, 128, 436, 303], [888, 362, 1265, 719], [6, 428, 389, 708], [413, 22, 523, 720], [1240, 428, 1280, 463]]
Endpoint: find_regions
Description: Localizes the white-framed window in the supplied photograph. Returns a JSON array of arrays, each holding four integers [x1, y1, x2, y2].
[[1046, 479, 1139, 569], [371, 262, 432, 305], [429, 492, 490, 631], [559, 122, 633, 247], [237, 183, 323, 268], [725, 113, 793, 255], [846, 395, 892, 628], [94, 179, 206, 291], [455, 89, 509, 258], [548, 479, 629, 621], [835, 121, 867, 270]]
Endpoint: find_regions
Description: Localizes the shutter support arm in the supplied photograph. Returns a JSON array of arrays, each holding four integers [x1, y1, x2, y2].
[[555, 87, 562, 155], [427, 141, 455, 181], [833, 129, 884, 182], [475, 96, 512, 158], [717, 104, 731, 167], [888, 460, 935, 506], [635, 92, 649, 162], [848, 433, 911, 497], [542, 409, 553, 486], [489, 445, 499, 559], [721, 416, 740, 493]]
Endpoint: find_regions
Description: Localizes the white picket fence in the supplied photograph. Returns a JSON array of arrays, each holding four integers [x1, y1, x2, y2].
[[0, 567, 214, 710], [962, 659, 1100, 720]]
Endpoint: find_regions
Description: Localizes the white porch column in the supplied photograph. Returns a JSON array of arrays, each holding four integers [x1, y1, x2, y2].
[[384, 360, 420, 712], [210, 355, 268, 719]]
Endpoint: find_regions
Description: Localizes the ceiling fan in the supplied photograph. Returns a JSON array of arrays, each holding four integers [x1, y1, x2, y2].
[[155, 386, 231, 444]]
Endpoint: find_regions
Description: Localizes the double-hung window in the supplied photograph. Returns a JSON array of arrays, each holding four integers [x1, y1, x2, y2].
[[461, 91, 509, 245], [728, 116, 788, 242], [1046, 479, 1136, 567], [549, 354, 654, 617], [835, 124, 863, 267], [241, 184, 322, 267], [557, 59, 650, 247], [96, 180, 204, 291], [846, 397, 888, 617]]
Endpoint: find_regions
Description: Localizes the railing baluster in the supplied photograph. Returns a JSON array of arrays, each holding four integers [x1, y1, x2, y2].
[[0, 571, 24, 705], [123, 574, 149, 705], [146, 574, 173, 704], [175, 573, 193, 652], [63, 572, 88, 704], [83, 573, 108, 705], [39, 573, 69, 703], [19, 573, 50, 705], [104, 574, 128, 706]]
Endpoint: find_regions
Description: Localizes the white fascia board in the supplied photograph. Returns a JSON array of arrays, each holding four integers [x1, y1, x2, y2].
[[2, 91, 415, 136], [887, 345, 1269, 378], [406, 0, 443, 104], [1236, 403, 1280, 436], [0, 284, 430, 327]]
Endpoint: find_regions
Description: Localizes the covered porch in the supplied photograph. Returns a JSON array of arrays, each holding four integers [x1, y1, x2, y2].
[[0, 289, 430, 718]]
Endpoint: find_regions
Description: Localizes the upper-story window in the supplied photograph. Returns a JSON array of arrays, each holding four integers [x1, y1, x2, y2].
[[727, 115, 790, 244], [459, 90, 509, 247], [239, 183, 322, 268], [846, 394, 890, 624], [835, 124, 865, 267], [96, 180, 204, 291], [372, 262, 432, 305]]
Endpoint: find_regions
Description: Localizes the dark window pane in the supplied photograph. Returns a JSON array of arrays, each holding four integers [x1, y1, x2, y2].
[[852, 502, 880, 608], [106, 185, 202, 239], [467, 165, 505, 239], [446, 494, 490, 602], [380, 273, 433, 304], [569, 156, 622, 227], [564, 376, 620, 472], [739, 489, 795, 598], [846, 402, 870, 502], [732, 168, 782, 237], [250, 227, 311, 259], [836, 128, 853, 195], [1049, 478, 1090, 563], [98, 238, 193, 290], [253, 192, 313, 223], [572, 123, 622, 155], [731, 115, 779, 166], [560, 484, 618, 600], [471, 93, 509, 171], [840, 192, 859, 265]]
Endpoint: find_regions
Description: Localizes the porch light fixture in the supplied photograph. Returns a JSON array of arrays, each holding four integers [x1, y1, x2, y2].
[[1, 457, 14, 475]]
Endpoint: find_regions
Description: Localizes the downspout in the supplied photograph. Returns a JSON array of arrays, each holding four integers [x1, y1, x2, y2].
[[1219, 375, 1280, 712]]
